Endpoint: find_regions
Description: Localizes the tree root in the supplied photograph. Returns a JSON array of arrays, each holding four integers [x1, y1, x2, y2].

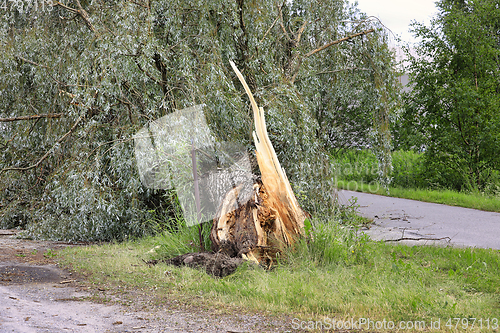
[[145, 252, 250, 278]]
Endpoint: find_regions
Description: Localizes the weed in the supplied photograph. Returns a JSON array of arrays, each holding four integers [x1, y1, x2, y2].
[[43, 248, 57, 258]]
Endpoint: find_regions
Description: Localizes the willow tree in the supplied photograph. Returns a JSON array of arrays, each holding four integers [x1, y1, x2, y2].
[[0, 0, 400, 241]]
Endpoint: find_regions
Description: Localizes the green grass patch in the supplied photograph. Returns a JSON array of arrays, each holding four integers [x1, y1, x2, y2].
[[58, 219, 500, 332], [336, 180, 500, 213], [331, 148, 500, 212]]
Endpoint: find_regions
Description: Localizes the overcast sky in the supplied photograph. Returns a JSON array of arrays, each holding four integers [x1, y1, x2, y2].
[[353, 0, 440, 45]]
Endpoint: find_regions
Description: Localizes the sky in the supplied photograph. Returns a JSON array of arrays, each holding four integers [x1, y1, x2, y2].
[[353, 0, 440, 45]]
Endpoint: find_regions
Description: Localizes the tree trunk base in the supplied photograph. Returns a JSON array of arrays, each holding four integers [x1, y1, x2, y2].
[[148, 62, 308, 278], [210, 178, 298, 268]]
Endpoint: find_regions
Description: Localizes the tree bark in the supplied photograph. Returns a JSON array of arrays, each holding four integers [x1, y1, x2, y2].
[[210, 178, 301, 267]]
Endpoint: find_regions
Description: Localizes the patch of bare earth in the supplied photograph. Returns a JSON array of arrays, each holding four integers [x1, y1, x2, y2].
[[0, 230, 297, 332]]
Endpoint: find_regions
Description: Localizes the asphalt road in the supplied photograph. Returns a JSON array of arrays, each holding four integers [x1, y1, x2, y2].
[[339, 190, 500, 249]]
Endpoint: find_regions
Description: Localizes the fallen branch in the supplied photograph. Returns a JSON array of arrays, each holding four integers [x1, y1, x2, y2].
[[0, 114, 63, 123], [385, 236, 451, 243]]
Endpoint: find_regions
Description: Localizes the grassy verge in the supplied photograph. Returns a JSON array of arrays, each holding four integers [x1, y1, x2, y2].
[[336, 180, 500, 213], [58, 219, 500, 332]]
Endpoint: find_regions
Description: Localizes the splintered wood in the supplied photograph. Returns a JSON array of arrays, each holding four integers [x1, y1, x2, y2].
[[210, 61, 307, 266]]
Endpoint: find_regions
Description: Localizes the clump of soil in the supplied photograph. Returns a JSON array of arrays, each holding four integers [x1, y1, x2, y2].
[[146, 252, 248, 278]]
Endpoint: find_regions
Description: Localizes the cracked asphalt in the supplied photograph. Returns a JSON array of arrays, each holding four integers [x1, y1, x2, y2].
[[340, 190, 500, 249]]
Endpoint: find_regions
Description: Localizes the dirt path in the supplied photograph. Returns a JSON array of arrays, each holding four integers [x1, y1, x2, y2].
[[0, 231, 292, 332], [340, 190, 500, 249]]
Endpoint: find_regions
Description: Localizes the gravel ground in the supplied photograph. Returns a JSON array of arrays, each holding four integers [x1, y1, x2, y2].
[[0, 230, 295, 333]]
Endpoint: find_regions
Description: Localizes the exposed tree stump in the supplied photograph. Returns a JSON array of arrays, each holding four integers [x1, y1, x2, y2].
[[157, 61, 307, 276], [210, 178, 298, 267], [209, 62, 307, 267]]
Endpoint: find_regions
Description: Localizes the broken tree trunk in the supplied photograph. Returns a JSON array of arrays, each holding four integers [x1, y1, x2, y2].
[[158, 61, 308, 276], [209, 61, 307, 266]]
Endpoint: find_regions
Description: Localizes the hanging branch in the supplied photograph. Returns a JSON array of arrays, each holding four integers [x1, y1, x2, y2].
[[0, 116, 84, 174], [0, 113, 63, 122], [52, 0, 96, 32], [288, 28, 375, 84], [304, 28, 375, 58]]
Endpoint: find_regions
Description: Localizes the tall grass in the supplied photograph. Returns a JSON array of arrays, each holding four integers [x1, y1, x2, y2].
[[391, 150, 427, 189], [331, 149, 427, 189], [332, 149, 500, 212]]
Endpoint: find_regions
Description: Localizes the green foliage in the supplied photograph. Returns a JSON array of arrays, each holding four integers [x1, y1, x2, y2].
[[331, 149, 379, 184], [0, 0, 400, 240], [332, 149, 427, 188], [43, 248, 57, 258], [400, 0, 500, 192], [391, 150, 426, 189], [334, 149, 500, 198]]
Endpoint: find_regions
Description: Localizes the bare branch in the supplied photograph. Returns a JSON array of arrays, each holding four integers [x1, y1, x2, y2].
[[128, 0, 148, 8], [52, 1, 78, 14], [305, 28, 375, 58], [0, 116, 83, 175], [0, 113, 63, 123], [295, 20, 308, 44], [316, 67, 371, 75], [16, 56, 50, 69], [135, 61, 163, 86], [58, 13, 79, 22], [259, 15, 279, 44], [53, 1, 96, 32], [277, 2, 291, 42], [384, 228, 452, 243], [385, 236, 451, 243]]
